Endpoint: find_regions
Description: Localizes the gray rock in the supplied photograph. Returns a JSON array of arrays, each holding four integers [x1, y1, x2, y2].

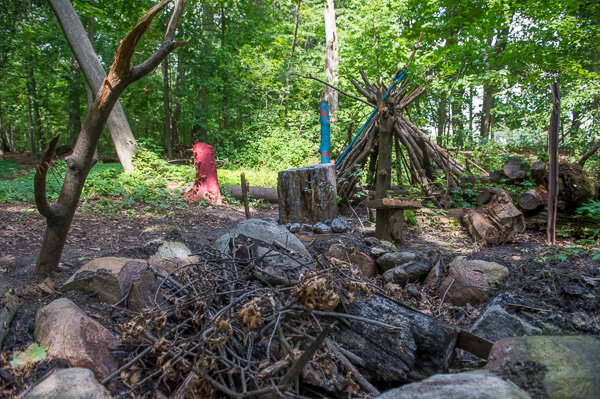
[[369, 246, 388, 258], [214, 219, 310, 259], [377, 252, 417, 272], [487, 336, 600, 399], [24, 368, 112, 399], [571, 311, 598, 332], [331, 217, 349, 233], [470, 304, 542, 342], [449, 256, 509, 285], [378, 370, 531, 399], [313, 222, 332, 234], [364, 237, 381, 246], [301, 223, 313, 232], [289, 223, 301, 233], [382, 261, 432, 285], [61, 257, 148, 304], [128, 269, 161, 313], [34, 298, 118, 381], [149, 241, 199, 271]]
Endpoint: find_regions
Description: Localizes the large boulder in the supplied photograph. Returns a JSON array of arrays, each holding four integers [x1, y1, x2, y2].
[[437, 257, 509, 306], [128, 269, 162, 312], [24, 368, 112, 399], [470, 303, 542, 343], [486, 336, 600, 399], [34, 298, 118, 381], [378, 370, 531, 399], [61, 257, 147, 304], [214, 219, 311, 259], [149, 241, 199, 271], [328, 244, 376, 277]]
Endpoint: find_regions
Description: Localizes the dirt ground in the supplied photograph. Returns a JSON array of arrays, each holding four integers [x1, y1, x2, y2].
[[0, 164, 599, 397]]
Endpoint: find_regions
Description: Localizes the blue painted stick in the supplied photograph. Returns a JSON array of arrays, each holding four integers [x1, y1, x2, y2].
[[319, 101, 331, 163]]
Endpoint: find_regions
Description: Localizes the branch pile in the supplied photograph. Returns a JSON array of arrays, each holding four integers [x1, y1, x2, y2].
[[116, 238, 415, 398]]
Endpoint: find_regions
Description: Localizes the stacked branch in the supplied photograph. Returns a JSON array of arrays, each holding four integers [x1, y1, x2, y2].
[[336, 70, 469, 202], [115, 237, 457, 398]]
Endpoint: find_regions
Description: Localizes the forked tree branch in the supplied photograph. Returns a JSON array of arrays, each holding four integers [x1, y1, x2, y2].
[[34, 133, 61, 218]]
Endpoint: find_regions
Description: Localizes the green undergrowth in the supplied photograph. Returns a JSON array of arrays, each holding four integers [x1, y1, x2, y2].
[[0, 149, 278, 219]]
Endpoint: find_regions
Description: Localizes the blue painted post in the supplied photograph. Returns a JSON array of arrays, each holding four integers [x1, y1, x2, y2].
[[319, 101, 331, 163]]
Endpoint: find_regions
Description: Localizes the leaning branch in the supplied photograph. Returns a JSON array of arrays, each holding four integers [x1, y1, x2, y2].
[[34, 133, 60, 218], [292, 73, 375, 108]]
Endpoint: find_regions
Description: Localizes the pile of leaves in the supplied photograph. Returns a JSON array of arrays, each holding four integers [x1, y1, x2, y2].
[[118, 238, 386, 398]]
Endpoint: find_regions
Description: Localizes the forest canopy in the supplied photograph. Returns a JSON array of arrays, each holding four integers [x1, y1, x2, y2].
[[0, 0, 598, 171]]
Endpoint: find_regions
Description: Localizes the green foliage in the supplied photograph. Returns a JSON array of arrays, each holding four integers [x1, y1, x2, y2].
[[575, 200, 600, 223]]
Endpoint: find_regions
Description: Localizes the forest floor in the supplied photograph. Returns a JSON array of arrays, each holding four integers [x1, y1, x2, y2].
[[0, 157, 599, 397]]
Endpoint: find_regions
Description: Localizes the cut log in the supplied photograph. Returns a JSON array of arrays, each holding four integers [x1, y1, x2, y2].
[[331, 293, 458, 383], [463, 189, 525, 246], [557, 163, 597, 212], [476, 188, 497, 205], [278, 163, 338, 224], [531, 161, 546, 186], [518, 186, 548, 215], [222, 185, 278, 203], [365, 198, 421, 243], [503, 156, 527, 181]]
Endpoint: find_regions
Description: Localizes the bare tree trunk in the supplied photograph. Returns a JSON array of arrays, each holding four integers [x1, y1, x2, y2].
[[68, 58, 82, 147], [480, 85, 494, 140], [35, 0, 187, 275], [86, 0, 95, 108], [172, 58, 185, 150], [436, 94, 446, 146], [547, 82, 560, 246], [221, 6, 229, 131], [27, 97, 35, 155], [375, 96, 395, 199], [47, 0, 138, 172], [323, 0, 338, 120], [0, 96, 4, 159], [284, 0, 301, 118], [162, 58, 173, 159]]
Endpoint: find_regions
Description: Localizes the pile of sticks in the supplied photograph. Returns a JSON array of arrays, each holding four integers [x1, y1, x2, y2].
[[115, 239, 393, 398], [336, 70, 469, 202]]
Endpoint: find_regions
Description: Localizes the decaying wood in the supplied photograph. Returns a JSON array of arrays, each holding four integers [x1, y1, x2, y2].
[[0, 292, 19, 349], [463, 189, 525, 246], [547, 82, 560, 245], [557, 162, 597, 212], [531, 161, 546, 186], [278, 163, 338, 224], [476, 187, 497, 205]]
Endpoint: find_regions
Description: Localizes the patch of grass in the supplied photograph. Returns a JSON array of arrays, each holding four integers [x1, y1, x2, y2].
[[0, 159, 29, 179], [217, 168, 278, 188]]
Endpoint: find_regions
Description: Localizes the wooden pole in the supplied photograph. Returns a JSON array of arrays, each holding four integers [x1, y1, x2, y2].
[[547, 82, 560, 245], [240, 173, 250, 219]]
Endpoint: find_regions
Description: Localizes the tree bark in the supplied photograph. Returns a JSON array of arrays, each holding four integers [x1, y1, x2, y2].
[[0, 96, 4, 159], [480, 85, 494, 140], [519, 186, 548, 214], [35, 0, 187, 274], [162, 58, 173, 159], [547, 82, 560, 245], [68, 58, 82, 147], [47, 0, 138, 173], [284, 0, 301, 119], [172, 58, 185, 150], [375, 95, 395, 199], [323, 0, 339, 120]]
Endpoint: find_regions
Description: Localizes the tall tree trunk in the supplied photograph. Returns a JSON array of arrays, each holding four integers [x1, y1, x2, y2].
[[35, 0, 187, 275], [86, 0, 95, 108], [284, 0, 301, 118], [437, 94, 446, 146], [468, 87, 473, 135], [192, 84, 209, 140], [48, 0, 138, 172], [162, 57, 173, 159], [27, 92, 36, 155], [68, 58, 82, 147], [323, 0, 338, 121], [172, 57, 185, 150], [480, 85, 494, 140], [221, 6, 229, 131], [27, 65, 43, 153]]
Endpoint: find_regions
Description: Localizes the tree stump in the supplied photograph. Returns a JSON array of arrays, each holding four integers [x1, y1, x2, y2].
[[365, 198, 421, 243], [184, 143, 222, 205], [278, 164, 338, 224], [463, 189, 525, 246]]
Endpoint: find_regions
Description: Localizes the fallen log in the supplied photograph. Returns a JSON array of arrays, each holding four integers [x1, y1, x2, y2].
[[531, 161, 546, 186], [463, 189, 525, 245], [331, 293, 458, 383], [557, 163, 597, 212], [518, 186, 548, 215], [221, 185, 278, 203]]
